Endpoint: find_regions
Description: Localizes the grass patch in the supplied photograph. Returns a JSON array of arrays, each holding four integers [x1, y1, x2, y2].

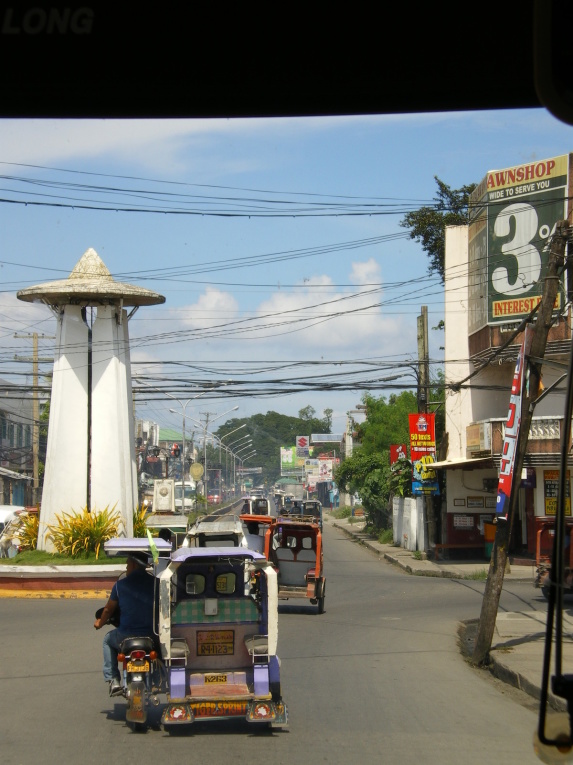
[[377, 528, 393, 544], [463, 569, 488, 580], [332, 506, 352, 519], [0, 549, 126, 566]]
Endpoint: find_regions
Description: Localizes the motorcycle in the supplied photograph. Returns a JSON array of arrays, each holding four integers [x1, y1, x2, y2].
[[95, 537, 172, 730], [534, 561, 573, 600], [534, 520, 573, 600], [117, 635, 162, 728], [94, 606, 163, 730]]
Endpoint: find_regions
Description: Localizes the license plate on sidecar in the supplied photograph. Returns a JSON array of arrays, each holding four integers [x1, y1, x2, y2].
[[197, 630, 234, 656], [127, 660, 150, 672]]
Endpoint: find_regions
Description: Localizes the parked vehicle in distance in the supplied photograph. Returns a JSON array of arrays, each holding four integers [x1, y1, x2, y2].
[[0, 506, 30, 558], [534, 519, 573, 599], [0, 506, 26, 534], [174, 481, 197, 512]]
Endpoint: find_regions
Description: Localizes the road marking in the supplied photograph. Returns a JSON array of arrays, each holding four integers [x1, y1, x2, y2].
[[0, 588, 110, 599]]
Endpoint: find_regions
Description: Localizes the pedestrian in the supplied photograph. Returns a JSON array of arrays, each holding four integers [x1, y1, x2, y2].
[[94, 551, 157, 696]]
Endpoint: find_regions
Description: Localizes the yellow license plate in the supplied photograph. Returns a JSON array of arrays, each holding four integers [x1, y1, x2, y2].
[[127, 661, 150, 673], [205, 674, 228, 684]]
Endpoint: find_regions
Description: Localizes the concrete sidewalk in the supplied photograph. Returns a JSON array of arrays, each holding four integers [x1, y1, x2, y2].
[[328, 512, 573, 713]]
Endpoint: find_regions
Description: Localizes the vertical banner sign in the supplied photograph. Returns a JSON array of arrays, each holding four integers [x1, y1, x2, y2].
[[409, 414, 439, 496], [496, 326, 533, 519]]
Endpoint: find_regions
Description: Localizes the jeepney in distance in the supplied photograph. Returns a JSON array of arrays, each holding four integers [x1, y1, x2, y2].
[[158, 547, 288, 729]]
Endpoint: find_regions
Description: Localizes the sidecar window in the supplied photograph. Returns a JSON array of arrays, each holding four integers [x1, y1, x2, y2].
[[215, 572, 236, 594], [185, 574, 205, 595]]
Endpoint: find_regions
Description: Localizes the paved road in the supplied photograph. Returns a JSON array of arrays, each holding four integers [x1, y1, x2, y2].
[[0, 522, 543, 765]]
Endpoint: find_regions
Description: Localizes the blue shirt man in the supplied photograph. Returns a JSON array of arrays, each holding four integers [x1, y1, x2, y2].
[[94, 552, 157, 695]]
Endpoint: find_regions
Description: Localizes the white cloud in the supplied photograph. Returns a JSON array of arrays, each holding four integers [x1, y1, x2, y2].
[[0, 112, 465, 176], [350, 258, 381, 285]]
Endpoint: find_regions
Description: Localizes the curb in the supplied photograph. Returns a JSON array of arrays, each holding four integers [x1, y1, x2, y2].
[[488, 654, 565, 713], [0, 588, 110, 599], [0, 564, 123, 599], [332, 521, 534, 582], [334, 522, 473, 579]]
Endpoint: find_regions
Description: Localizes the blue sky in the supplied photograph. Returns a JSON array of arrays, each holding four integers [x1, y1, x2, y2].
[[0, 109, 572, 439]]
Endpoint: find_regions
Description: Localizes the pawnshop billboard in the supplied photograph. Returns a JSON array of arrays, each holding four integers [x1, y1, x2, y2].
[[468, 154, 570, 334]]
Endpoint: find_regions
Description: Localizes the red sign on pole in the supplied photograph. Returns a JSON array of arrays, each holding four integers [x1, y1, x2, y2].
[[390, 444, 408, 465]]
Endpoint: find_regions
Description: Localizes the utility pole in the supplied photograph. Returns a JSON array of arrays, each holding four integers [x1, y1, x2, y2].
[[14, 332, 54, 505], [472, 220, 570, 666], [417, 305, 436, 548], [417, 305, 430, 414]]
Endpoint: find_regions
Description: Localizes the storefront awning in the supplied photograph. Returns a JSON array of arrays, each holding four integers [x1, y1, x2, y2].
[[430, 457, 494, 470]]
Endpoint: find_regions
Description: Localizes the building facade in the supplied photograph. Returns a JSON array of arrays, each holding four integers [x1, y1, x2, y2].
[[0, 379, 35, 505], [439, 154, 573, 559]]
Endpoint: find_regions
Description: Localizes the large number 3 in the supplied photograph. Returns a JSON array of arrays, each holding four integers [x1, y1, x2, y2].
[[491, 202, 541, 296]]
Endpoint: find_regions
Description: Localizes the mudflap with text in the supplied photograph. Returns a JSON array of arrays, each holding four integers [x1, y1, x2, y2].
[[125, 680, 147, 724]]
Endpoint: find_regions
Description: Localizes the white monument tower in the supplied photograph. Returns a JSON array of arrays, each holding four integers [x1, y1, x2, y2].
[[17, 248, 165, 551]]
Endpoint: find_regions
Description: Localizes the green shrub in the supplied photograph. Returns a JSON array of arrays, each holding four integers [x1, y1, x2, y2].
[[46, 506, 121, 559], [333, 506, 352, 519], [377, 528, 393, 544], [133, 506, 148, 537], [18, 512, 39, 551]]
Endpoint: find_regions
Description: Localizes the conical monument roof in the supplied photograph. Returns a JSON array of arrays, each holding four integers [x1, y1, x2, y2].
[[17, 248, 165, 307]]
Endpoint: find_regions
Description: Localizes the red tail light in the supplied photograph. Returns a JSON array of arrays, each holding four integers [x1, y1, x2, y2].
[[130, 650, 146, 660]]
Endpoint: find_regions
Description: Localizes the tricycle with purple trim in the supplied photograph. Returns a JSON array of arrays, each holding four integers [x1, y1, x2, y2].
[[158, 546, 288, 730], [101, 539, 287, 731]]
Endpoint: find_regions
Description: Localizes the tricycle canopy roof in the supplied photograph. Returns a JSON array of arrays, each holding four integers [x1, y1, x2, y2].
[[104, 537, 173, 557], [170, 546, 266, 563]]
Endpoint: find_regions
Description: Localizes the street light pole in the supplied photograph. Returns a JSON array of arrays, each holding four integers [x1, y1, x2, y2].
[[168, 392, 206, 482], [198, 405, 239, 504], [226, 437, 252, 495], [218, 424, 247, 496], [235, 445, 256, 492]]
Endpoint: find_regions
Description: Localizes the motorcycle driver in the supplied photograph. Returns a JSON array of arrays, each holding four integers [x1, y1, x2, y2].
[[94, 551, 157, 696]]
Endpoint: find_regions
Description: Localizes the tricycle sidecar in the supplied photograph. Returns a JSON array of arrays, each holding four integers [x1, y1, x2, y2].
[[266, 516, 325, 614], [158, 547, 288, 729]]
